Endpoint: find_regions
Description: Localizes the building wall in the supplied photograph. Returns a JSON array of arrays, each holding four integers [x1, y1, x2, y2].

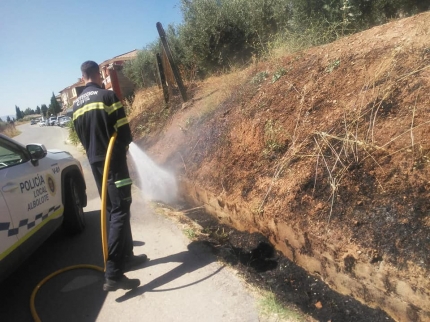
[[100, 59, 136, 101], [115, 65, 135, 100]]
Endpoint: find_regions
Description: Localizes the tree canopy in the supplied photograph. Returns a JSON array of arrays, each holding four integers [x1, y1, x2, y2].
[[41, 104, 48, 117], [48, 92, 62, 116], [124, 0, 428, 89], [15, 106, 24, 120]]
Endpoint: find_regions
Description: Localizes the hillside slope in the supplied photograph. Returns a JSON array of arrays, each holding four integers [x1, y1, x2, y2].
[[130, 12, 430, 322]]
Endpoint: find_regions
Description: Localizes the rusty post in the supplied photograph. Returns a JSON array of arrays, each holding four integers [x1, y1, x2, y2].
[[156, 22, 187, 102]]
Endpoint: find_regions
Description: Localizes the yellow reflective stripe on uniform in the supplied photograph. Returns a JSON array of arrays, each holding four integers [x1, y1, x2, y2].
[[115, 178, 132, 188], [114, 117, 129, 130], [73, 102, 106, 120], [106, 101, 123, 115]]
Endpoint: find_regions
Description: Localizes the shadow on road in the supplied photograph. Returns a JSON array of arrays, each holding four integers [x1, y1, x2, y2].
[[116, 241, 224, 303], [0, 210, 107, 322], [0, 208, 223, 321]]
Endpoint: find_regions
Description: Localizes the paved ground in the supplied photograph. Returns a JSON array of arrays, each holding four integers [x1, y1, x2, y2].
[[3, 123, 262, 322], [94, 189, 260, 322]]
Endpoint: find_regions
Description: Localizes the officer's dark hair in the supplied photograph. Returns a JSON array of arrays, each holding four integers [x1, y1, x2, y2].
[[81, 61, 99, 80]]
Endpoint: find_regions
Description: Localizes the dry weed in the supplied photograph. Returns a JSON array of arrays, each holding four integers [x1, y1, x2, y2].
[[128, 86, 164, 119], [1, 125, 20, 137]]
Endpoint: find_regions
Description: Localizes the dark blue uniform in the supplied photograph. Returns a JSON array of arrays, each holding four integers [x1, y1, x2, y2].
[[73, 82, 133, 280]]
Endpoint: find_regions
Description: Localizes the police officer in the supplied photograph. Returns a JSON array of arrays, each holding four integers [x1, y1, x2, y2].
[[73, 61, 146, 291]]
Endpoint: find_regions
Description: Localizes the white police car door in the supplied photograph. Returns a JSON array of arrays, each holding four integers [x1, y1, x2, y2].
[[0, 191, 18, 263], [0, 139, 56, 242]]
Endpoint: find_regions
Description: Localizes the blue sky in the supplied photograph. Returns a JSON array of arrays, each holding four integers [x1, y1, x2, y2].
[[0, 0, 183, 118]]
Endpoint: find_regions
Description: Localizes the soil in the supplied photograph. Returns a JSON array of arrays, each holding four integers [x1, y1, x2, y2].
[[128, 12, 430, 321], [152, 201, 394, 321]]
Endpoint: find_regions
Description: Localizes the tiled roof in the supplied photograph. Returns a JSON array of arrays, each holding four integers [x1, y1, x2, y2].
[[59, 79, 84, 93], [59, 50, 137, 94], [99, 49, 138, 67]]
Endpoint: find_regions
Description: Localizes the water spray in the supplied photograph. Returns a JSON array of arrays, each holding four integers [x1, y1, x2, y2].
[[29, 133, 177, 320], [128, 142, 177, 204]]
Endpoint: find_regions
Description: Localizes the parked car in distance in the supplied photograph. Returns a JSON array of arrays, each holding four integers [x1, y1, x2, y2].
[[46, 116, 57, 126], [58, 116, 72, 127], [38, 120, 46, 127], [0, 134, 87, 282], [30, 119, 37, 125]]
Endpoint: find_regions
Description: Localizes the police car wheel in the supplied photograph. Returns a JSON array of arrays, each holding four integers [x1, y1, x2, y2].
[[63, 177, 85, 234]]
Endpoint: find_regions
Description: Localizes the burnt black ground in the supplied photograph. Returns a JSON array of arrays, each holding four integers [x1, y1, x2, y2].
[[177, 206, 394, 322]]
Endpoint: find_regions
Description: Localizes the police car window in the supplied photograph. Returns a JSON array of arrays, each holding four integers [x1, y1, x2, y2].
[[0, 138, 29, 169]]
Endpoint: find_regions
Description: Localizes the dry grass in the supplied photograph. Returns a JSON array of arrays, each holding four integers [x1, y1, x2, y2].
[[307, 46, 430, 226], [249, 43, 429, 227], [196, 68, 250, 103], [128, 86, 165, 119], [258, 291, 305, 322], [266, 19, 349, 62], [128, 34, 429, 232], [0, 124, 20, 137], [129, 67, 251, 140]]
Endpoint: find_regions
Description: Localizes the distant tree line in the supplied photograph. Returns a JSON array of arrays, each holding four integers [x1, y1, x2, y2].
[[124, 0, 429, 87], [0, 116, 13, 123], [14, 92, 62, 120]]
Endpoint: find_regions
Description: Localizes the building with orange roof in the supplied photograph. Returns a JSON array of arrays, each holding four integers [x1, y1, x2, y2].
[[99, 49, 138, 101]]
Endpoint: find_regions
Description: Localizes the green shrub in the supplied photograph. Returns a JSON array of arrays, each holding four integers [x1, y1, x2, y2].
[[123, 0, 429, 89], [123, 43, 159, 89], [67, 121, 80, 146], [263, 119, 288, 158], [251, 71, 269, 85]]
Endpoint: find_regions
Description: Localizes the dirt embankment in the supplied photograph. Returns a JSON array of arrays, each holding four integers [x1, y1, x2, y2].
[[131, 12, 430, 322]]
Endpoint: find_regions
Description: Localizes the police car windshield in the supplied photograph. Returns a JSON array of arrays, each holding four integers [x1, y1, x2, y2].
[[0, 137, 29, 169]]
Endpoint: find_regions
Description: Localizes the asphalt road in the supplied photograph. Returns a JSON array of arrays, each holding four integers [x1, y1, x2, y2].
[[0, 123, 260, 322]]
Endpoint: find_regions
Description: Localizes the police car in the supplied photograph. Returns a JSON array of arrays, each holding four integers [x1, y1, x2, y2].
[[0, 134, 87, 282]]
